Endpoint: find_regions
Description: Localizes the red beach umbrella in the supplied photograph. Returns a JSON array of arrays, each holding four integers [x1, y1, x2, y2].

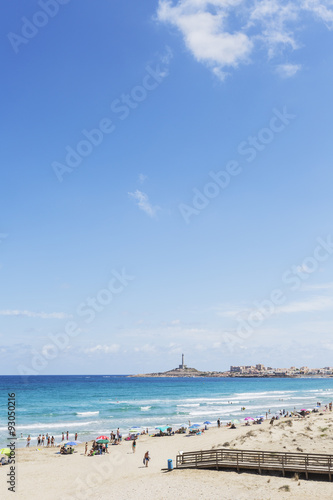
[[96, 435, 109, 440]]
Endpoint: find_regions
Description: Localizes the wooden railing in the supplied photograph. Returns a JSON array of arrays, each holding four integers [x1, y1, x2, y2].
[[176, 448, 333, 480]]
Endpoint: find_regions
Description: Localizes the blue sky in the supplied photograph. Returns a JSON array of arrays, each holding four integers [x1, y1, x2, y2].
[[1, 0, 333, 374]]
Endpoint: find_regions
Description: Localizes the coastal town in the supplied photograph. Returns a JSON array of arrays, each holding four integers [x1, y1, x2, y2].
[[131, 355, 333, 378], [228, 364, 333, 377]]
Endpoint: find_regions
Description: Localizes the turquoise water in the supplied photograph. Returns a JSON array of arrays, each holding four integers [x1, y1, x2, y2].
[[1, 375, 333, 447]]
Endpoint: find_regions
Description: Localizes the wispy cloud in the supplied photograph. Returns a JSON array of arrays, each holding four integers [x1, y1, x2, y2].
[[134, 344, 156, 353], [83, 344, 120, 354], [301, 282, 333, 291], [214, 291, 333, 319], [304, 0, 333, 26], [276, 63, 302, 78], [0, 310, 72, 319], [156, 0, 333, 79], [128, 189, 160, 218], [275, 295, 333, 314], [138, 173, 147, 184]]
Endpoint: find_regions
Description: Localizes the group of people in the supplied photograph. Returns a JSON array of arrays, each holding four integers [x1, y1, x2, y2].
[[26, 431, 78, 447], [86, 440, 109, 456], [61, 432, 78, 441], [60, 445, 74, 455], [110, 428, 122, 444], [36, 434, 56, 446]]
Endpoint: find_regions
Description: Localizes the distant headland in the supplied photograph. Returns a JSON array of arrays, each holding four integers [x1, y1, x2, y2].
[[129, 355, 333, 378]]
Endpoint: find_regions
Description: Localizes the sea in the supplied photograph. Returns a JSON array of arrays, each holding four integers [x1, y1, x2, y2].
[[1, 375, 333, 448]]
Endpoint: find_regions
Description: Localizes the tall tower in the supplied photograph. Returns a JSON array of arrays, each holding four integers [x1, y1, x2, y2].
[[179, 353, 186, 369]]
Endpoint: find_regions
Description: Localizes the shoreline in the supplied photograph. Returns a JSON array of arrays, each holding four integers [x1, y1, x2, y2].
[[129, 374, 333, 378], [1, 410, 333, 499]]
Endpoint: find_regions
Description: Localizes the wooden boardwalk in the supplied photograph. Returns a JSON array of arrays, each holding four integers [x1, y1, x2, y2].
[[176, 448, 333, 480]]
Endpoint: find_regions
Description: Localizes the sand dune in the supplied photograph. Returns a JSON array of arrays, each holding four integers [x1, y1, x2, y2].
[[1, 412, 333, 499]]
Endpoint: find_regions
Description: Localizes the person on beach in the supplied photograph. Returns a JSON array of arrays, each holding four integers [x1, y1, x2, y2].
[[143, 451, 150, 467], [37, 435, 41, 446], [51, 436, 54, 447], [62, 433, 64, 441], [217, 419, 220, 428], [26, 435, 31, 447], [42, 434, 45, 446], [132, 438, 136, 453], [85, 442, 88, 455], [47, 436, 50, 447], [75, 433, 78, 441], [66, 431, 69, 440]]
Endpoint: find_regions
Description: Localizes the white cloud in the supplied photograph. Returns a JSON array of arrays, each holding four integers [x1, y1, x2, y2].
[[157, 0, 252, 80], [128, 190, 160, 218], [156, 0, 333, 79], [301, 281, 333, 291], [275, 295, 333, 314], [276, 63, 302, 78], [214, 291, 333, 321], [83, 344, 120, 354], [304, 0, 333, 26], [134, 344, 156, 352], [0, 309, 71, 319]]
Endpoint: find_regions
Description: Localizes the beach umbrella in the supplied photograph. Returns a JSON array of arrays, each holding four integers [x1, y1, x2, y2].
[[189, 424, 201, 429], [255, 415, 264, 419], [129, 427, 142, 434], [0, 448, 11, 456], [64, 441, 80, 446], [244, 417, 254, 421], [203, 421, 212, 425], [96, 435, 109, 441], [155, 425, 170, 432], [96, 439, 109, 444]]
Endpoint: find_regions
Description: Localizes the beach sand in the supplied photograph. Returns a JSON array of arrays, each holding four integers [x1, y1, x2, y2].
[[1, 412, 333, 499]]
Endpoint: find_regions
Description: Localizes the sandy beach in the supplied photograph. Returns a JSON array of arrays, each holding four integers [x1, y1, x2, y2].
[[1, 411, 333, 500]]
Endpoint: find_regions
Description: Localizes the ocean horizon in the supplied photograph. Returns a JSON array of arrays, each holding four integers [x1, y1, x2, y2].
[[1, 375, 333, 448]]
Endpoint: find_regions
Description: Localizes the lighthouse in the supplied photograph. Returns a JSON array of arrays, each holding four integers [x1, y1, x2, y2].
[[179, 353, 187, 369]]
